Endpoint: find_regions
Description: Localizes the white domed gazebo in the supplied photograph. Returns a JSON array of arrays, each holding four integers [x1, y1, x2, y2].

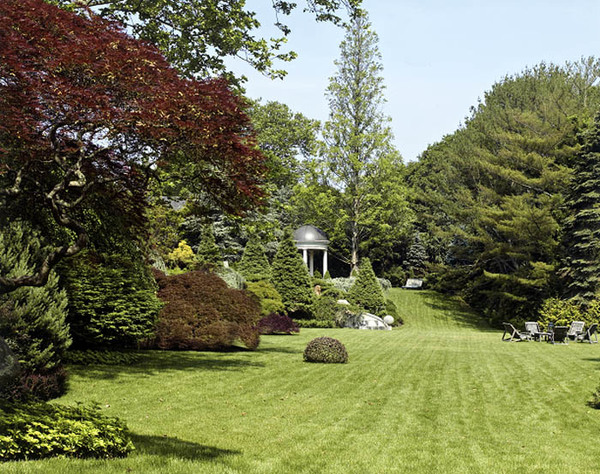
[[293, 225, 329, 276]]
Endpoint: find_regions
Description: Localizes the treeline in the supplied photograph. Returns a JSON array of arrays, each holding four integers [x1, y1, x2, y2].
[[407, 58, 600, 326]]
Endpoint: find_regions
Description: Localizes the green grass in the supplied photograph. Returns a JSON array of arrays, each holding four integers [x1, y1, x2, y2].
[[4, 289, 600, 473]]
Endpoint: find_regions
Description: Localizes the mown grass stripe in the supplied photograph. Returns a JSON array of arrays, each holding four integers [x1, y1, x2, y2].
[[5, 289, 600, 473]]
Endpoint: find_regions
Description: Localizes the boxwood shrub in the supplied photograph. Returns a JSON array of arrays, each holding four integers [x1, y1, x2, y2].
[[303, 337, 348, 364], [0, 400, 133, 461]]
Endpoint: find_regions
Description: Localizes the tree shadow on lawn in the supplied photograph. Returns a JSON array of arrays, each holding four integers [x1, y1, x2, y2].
[[68, 350, 265, 380], [130, 433, 240, 461], [256, 345, 303, 355], [419, 290, 495, 332]]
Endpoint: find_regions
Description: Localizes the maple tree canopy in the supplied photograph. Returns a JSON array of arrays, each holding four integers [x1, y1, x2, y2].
[[0, 0, 265, 293]]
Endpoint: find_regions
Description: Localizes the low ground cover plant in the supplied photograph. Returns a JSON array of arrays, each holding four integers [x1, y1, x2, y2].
[[303, 336, 348, 363], [0, 400, 133, 461]]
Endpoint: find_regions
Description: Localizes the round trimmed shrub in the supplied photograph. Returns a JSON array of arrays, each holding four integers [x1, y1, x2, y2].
[[303, 337, 348, 364]]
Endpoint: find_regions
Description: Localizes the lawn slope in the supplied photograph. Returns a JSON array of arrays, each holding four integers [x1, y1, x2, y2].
[[4, 289, 600, 473]]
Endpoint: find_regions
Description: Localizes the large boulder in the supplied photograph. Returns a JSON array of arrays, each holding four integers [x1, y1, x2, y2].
[[344, 312, 391, 330]]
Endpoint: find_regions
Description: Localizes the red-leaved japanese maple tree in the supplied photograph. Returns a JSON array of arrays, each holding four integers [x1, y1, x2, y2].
[[0, 0, 265, 294]]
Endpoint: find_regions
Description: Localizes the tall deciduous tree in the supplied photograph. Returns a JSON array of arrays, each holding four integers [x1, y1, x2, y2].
[[54, 0, 362, 82], [0, 0, 265, 294], [320, 11, 407, 273], [561, 113, 600, 305]]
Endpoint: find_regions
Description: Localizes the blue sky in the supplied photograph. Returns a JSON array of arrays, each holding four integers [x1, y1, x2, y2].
[[231, 0, 600, 162]]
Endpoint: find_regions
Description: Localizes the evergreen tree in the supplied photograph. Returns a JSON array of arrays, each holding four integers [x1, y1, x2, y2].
[[195, 225, 222, 269], [561, 113, 600, 305], [404, 233, 428, 276], [348, 257, 385, 315], [59, 251, 161, 349], [237, 238, 272, 282], [0, 221, 71, 379], [271, 232, 314, 316]]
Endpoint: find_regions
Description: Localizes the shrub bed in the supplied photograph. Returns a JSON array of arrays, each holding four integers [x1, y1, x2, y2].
[[0, 400, 133, 461], [303, 337, 348, 364]]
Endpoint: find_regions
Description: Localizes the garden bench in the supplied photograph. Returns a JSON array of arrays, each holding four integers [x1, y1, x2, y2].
[[402, 278, 423, 289]]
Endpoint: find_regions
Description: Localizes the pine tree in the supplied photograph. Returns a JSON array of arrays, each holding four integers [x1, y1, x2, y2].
[[195, 225, 222, 269], [237, 238, 271, 282], [0, 221, 71, 376], [348, 258, 385, 315], [404, 234, 428, 276], [561, 113, 600, 305], [271, 232, 314, 316]]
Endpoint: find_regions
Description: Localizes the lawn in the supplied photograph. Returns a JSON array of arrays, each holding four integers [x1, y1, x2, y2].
[[4, 289, 600, 473]]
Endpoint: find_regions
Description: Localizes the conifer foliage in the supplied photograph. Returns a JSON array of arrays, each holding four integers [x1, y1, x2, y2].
[[561, 114, 600, 305], [0, 221, 71, 399], [195, 226, 222, 270], [237, 238, 272, 282], [271, 233, 314, 316], [348, 258, 385, 315]]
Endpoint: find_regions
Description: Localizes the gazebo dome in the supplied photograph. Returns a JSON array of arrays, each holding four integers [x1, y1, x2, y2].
[[293, 225, 329, 249], [293, 225, 329, 276]]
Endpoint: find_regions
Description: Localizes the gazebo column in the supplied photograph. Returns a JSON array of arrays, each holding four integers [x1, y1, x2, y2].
[[309, 250, 315, 276], [303, 248, 308, 265], [323, 250, 328, 276]]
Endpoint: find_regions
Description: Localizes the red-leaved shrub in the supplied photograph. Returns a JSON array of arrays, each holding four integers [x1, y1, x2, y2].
[[152, 270, 261, 350], [258, 313, 300, 335]]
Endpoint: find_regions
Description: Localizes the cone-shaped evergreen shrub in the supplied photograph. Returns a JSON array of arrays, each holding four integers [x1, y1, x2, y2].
[[195, 225, 222, 270], [246, 280, 285, 316], [0, 221, 71, 399], [237, 238, 271, 282], [348, 258, 386, 315], [271, 233, 314, 316]]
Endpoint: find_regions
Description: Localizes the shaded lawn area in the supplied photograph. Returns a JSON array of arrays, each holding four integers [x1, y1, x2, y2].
[[4, 289, 600, 473]]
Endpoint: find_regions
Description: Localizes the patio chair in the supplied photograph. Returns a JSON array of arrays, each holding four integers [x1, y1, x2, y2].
[[576, 323, 598, 344], [567, 321, 585, 340], [502, 322, 531, 342], [524, 321, 550, 341], [551, 326, 569, 345]]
